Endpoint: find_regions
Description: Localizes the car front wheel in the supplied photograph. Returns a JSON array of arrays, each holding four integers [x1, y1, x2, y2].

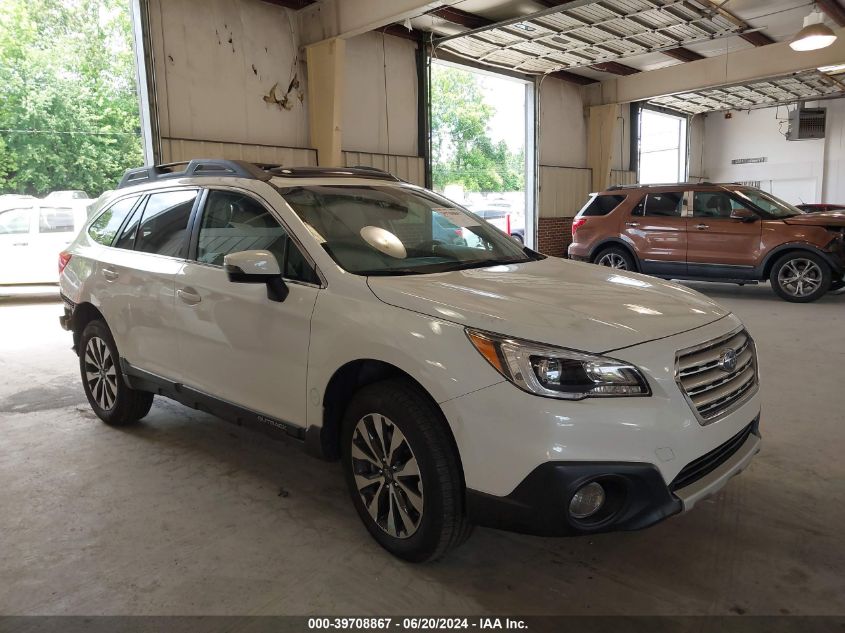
[[79, 320, 154, 425], [341, 379, 472, 562], [770, 252, 831, 302]]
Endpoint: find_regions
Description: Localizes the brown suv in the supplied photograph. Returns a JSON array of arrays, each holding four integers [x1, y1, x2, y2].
[[568, 183, 845, 302]]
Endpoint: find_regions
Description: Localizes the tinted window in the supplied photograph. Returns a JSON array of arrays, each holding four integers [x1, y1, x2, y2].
[[644, 192, 682, 217], [197, 190, 317, 284], [0, 208, 32, 234], [135, 190, 197, 257], [581, 194, 626, 217], [693, 192, 750, 219], [88, 197, 139, 245]]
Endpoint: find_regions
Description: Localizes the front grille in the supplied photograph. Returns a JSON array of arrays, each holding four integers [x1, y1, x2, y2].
[[676, 328, 758, 423], [670, 421, 756, 491]]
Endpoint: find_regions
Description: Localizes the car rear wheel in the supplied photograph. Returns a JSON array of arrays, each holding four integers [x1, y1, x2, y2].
[[770, 252, 831, 303], [594, 246, 635, 271], [341, 378, 472, 562], [79, 320, 154, 425]]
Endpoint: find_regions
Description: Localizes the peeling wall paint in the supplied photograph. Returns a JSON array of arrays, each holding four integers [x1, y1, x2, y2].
[[148, 0, 310, 152]]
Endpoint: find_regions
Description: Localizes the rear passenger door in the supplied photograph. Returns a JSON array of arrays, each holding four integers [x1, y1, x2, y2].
[[93, 189, 198, 379], [622, 190, 687, 276], [173, 188, 321, 428]]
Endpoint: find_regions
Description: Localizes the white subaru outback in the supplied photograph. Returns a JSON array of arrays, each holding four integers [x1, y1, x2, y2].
[[59, 160, 761, 562]]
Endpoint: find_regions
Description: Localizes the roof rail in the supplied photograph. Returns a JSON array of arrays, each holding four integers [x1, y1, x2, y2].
[[117, 159, 278, 189], [267, 166, 402, 182]]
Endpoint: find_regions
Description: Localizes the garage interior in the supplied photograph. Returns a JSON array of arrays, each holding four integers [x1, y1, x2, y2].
[[2, 0, 845, 620]]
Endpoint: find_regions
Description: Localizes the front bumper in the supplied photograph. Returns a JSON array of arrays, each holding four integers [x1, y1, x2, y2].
[[466, 417, 761, 537]]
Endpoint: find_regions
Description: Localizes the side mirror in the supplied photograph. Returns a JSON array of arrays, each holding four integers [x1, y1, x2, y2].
[[730, 208, 758, 223], [223, 250, 288, 303]]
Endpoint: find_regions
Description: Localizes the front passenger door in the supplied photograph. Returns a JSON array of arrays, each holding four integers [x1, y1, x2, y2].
[[686, 191, 763, 277], [174, 188, 320, 428]]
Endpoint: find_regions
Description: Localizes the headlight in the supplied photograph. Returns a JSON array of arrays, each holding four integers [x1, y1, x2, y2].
[[466, 328, 650, 400]]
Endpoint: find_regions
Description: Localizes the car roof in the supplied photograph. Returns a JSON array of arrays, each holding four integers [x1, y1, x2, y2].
[[592, 182, 757, 196]]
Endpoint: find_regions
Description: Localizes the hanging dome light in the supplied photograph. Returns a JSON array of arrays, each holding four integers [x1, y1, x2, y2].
[[790, 8, 837, 51]]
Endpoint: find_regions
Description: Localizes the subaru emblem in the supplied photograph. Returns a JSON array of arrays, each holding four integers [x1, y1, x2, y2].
[[718, 348, 738, 373]]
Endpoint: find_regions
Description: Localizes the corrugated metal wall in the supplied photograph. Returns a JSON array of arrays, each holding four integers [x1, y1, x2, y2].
[[610, 170, 637, 186], [161, 138, 317, 166], [538, 166, 592, 218], [343, 152, 425, 186]]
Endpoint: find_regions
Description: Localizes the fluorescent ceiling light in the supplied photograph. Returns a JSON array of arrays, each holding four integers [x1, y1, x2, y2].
[[790, 9, 837, 52]]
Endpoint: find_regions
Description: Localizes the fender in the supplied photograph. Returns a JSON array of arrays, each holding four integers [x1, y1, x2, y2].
[[758, 242, 844, 278]]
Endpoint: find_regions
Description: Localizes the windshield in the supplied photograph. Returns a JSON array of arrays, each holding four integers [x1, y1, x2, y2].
[[277, 185, 536, 275], [733, 189, 804, 219]]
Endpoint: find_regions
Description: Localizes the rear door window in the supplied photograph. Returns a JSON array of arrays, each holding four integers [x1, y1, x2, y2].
[[38, 207, 75, 233], [135, 189, 198, 257], [643, 192, 683, 217], [580, 194, 626, 216]]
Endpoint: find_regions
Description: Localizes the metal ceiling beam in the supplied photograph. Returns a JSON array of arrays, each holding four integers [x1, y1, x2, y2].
[[662, 46, 705, 62], [377, 24, 429, 42], [260, 0, 315, 9], [590, 27, 845, 104], [426, 6, 492, 30], [591, 61, 640, 75], [817, 0, 845, 27]]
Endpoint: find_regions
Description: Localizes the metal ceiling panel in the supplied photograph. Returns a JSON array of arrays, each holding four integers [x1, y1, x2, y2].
[[648, 72, 845, 114], [434, 0, 749, 74]]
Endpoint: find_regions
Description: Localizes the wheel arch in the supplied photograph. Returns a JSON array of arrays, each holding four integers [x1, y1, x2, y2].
[[306, 359, 463, 482], [70, 302, 106, 355], [760, 243, 841, 279], [588, 238, 641, 271]]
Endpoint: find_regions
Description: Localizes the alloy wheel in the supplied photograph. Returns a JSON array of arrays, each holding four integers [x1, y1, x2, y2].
[[597, 252, 628, 269], [84, 336, 118, 410], [350, 413, 423, 539], [777, 258, 823, 298]]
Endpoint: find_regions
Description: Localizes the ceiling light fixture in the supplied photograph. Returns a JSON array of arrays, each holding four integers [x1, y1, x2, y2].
[[790, 8, 837, 52]]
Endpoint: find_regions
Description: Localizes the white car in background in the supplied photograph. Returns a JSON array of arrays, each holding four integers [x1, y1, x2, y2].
[[59, 160, 761, 562], [0, 200, 88, 285]]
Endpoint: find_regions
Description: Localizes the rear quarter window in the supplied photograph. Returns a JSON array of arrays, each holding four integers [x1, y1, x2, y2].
[[580, 194, 627, 217], [88, 196, 140, 245]]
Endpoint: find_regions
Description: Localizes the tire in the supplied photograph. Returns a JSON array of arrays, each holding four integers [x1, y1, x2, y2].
[[769, 252, 831, 303], [341, 378, 472, 562], [593, 246, 635, 271], [79, 320, 154, 425]]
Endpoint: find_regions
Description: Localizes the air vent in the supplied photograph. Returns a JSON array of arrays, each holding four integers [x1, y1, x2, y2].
[[787, 107, 826, 140]]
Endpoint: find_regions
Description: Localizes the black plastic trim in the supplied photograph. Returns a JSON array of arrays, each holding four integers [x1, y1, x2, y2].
[[119, 159, 276, 189], [466, 462, 682, 537], [120, 360, 305, 442]]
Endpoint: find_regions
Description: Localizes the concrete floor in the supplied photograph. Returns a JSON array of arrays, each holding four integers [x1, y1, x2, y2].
[[1, 283, 843, 616]]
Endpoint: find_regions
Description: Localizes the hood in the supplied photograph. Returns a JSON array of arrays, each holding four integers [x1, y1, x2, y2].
[[367, 258, 729, 353], [783, 211, 845, 226]]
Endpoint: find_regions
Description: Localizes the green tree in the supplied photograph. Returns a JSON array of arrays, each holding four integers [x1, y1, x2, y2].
[[430, 65, 524, 193], [0, 0, 142, 197]]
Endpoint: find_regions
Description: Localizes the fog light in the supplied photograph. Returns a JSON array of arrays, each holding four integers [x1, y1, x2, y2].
[[569, 482, 605, 519]]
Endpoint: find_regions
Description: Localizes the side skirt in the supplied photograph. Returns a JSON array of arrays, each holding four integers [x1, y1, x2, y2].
[[120, 359, 306, 443]]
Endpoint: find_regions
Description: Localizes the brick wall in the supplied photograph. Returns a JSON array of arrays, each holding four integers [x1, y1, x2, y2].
[[537, 217, 573, 258]]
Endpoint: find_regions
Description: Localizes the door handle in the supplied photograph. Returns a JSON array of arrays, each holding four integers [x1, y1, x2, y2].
[[695, 223, 710, 230], [177, 288, 202, 305], [625, 222, 639, 227], [102, 268, 119, 281]]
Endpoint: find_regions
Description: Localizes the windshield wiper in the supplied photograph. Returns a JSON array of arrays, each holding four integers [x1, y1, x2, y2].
[[441, 258, 529, 271]]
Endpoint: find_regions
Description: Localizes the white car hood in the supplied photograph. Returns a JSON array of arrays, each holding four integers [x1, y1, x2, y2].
[[367, 257, 729, 353]]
